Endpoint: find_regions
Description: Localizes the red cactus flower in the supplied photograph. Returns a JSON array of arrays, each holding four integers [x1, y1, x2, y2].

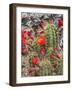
[[50, 54, 54, 59], [22, 38, 28, 45], [40, 48, 45, 55], [56, 54, 61, 59], [22, 31, 33, 40], [58, 19, 63, 27], [32, 56, 38, 65], [36, 36, 46, 45], [22, 31, 29, 38]]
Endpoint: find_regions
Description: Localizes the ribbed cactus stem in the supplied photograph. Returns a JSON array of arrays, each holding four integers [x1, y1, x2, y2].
[[45, 23, 58, 48], [39, 60, 52, 76], [52, 26, 57, 48]]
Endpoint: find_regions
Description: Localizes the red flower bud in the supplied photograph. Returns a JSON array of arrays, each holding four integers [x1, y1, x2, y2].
[[58, 19, 63, 27], [50, 54, 54, 59], [22, 31, 29, 38], [32, 56, 38, 65], [56, 54, 61, 59], [22, 38, 28, 45], [40, 48, 45, 55]]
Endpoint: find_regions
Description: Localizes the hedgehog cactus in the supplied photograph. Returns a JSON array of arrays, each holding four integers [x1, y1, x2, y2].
[[38, 59, 52, 76], [45, 23, 58, 48]]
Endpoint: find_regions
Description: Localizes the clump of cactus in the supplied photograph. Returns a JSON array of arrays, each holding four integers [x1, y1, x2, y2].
[[38, 59, 52, 76]]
